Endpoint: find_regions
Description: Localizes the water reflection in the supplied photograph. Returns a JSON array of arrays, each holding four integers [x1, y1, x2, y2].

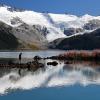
[[0, 58, 100, 95]]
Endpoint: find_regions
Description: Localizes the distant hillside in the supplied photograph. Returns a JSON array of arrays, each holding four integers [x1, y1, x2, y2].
[[49, 28, 100, 50]]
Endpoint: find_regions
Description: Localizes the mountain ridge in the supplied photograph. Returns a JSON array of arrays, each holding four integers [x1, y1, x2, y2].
[[49, 28, 100, 50], [0, 4, 100, 50], [1, 5, 100, 42]]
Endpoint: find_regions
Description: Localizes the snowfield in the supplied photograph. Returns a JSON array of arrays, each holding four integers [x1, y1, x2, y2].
[[0, 5, 100, 42]]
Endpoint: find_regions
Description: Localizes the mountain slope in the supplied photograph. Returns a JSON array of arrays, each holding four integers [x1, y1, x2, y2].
[[49, 28, 100, 50], [0, 5, 65, 41], [0, 22, 19, 50], [1, 5, 100, 50], [1, 5, 100, 42], [0, 21, 48, 50]]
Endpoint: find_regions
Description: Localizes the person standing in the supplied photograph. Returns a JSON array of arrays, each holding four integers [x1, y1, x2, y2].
[[19, 53, 22, 64]]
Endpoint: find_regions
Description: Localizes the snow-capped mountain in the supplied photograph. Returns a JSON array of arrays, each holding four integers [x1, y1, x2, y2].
[[0, 5, 100, 42]]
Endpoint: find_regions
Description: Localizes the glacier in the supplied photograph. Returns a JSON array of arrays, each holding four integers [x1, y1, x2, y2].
[[0, 5, 100, 42]]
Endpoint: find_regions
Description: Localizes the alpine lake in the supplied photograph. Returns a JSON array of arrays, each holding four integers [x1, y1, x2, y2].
[[0, 50, 100, 100]]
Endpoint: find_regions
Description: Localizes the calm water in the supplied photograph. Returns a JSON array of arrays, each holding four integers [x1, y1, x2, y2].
[[0, 50, 65, 58], [0, 51, 100, 100]]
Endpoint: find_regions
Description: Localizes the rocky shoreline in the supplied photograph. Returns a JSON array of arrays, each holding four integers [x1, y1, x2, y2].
[[0, 50, 100, 70]]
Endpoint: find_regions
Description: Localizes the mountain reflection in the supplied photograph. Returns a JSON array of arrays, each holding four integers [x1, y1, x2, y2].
[[0, 60, 100, 95]]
